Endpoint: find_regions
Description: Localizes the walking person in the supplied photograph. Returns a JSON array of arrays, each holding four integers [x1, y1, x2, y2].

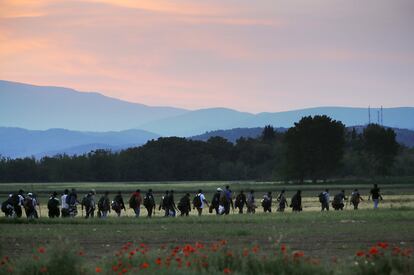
[[97, 191, 111, 218], [159, 191, 169, 216], [332, 190, 347, 211], [262, 192, 272, 213], [129, 189, 142, 217], [350, 189, 364, 210], [277, 190, 288, 212], [290, 190, 302, 212], [47, 192, 60, 218], [247, 190, 256, 213], [178, 193, 191, 216], [368, 184, 383, 209], [193, 189, 209, 216], [143, 189, 156, 218], [319, 189, 330, 211], [23, 193, 38, 219], [67, 188, 79, 217], [112, 191, 126, 217], [235, 190, 247, 214], [61, 189, 70, 218], [81, 190, 96, 219], [210, 188, 221, 214], [224, 185, 234, 215]]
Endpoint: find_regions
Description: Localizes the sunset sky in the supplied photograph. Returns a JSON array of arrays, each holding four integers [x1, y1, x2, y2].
[[1, 0, 413, 112]]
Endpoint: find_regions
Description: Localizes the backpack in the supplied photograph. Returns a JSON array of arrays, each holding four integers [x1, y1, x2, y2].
[[66, 194, 77, 205], [10, 194, 20, 207], [98, 197, 110, 211], [193, 194, 202, 208], [24, 197, 35, 211], [332, 194, 342, 206], [318, 193, 325, 203], [129, 195, 138, 209], [47, 197, 59, 210], [351, 193, 359, 204], [235, 194, 242, 208], [81, 196, 91, 208], [143, 194, 152, 208], [262, 196, 271, 207]]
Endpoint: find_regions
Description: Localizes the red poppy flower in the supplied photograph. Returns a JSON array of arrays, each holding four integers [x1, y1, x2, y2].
[[369, 247, 379, 255], [37, 247, 46, 254], [281, 244, 287, 253], [39, 267, 48, 273], [140, 262, 149, 269], [293, 251, 305, 258], [95, 267, 102, 273], [377, 242, 389, 249], [356, 251, 365, 257], [223, 267, 232, 274], [155, 257, 162, 265]]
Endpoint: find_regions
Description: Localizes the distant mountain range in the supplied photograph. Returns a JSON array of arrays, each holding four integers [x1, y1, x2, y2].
[[2, 80, 414, 136], [0, 127, 159, 158]]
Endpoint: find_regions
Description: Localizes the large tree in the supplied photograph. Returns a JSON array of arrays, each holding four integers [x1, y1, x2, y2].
[[362, 124, 399, 176], [284, 115, 346, 182]]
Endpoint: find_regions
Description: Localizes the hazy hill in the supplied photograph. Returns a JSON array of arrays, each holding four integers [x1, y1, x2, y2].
[[0, 127, 159, 158], [191, 127, 414, 148], [142, 107, 414, 136], [0, 80, 187, 131]]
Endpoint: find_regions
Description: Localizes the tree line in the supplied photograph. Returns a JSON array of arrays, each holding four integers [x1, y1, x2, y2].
[[1, 115, 412, 183]]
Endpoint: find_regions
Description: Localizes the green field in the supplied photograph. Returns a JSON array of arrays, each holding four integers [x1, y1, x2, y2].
[[1, 181, 414, 274]]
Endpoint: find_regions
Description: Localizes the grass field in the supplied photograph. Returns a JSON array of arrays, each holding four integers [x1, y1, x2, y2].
[[1, 180, 414, 274]]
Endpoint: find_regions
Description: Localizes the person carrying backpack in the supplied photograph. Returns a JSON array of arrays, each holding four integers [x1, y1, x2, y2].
[[143, 189, 156, 218], [350, 189, 364, 210], [368, 184, 383, 209], [47, 192, 60, 218], [1, 194, 15, 217], [224, 185, 234, 215], [166, 190, 177, 217], [24, 193, 38, 219], [61, 189, 70, 218], [129, 189, 142, 217], [159, 191, 170, 216], [262, 192, 272, 213], [290, 190, 302, 212], [235, 190, 247, 214], [319, 189, 330, 211], [82, 190, 96, 219], [247, 190, 256, 213], [194, 189, 208, 216], [209, 189, 221, 214], [332, 190, 347, 210], [178, 193, 191, 216], [97, 191, 111, 218], [112, 191, 126, 217], [277, 190, 288, 212], [10, 190, 25, 218], [66, 188, 79, 217]]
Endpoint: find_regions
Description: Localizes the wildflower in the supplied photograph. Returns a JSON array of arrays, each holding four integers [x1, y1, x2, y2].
[[252, 245, 260, 253], [281, 244, 287, 253], [129, 251, 135, 256], [377, 242, 389, 249], [155, 257, 162, 265], [369, 247, 379, 255], [202, 262, 209, 268], [223, 267, 232, 274], [121, 268, 128, 273], [186, 261, 191, 267], [293, 251, 305, 258], [243, 248, 249, 257], [226, 251, 233, 257], [140, 262, 149, 269], [402, 248, 413, 257], [95, 267, 102, 273], [112, 266, 119, 272], [78, 251, 85, 256], [196, 242, 204, 249], [356, 251, 365, 257], [39, 266, 48, 273], [37, 247, 46, 254]]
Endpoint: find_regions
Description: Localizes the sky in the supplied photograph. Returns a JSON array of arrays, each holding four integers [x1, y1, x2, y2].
[[1, 0, 413, 112]]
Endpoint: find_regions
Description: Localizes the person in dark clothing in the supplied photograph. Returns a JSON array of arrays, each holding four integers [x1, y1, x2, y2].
[[247, 190, 256, 213], [143, 189, 156, 218], [319, 189, 330, 211], [290, 190, 302, 212], [277, 190, 288, 212], [350, 189, 364, 210], [178, 193, 191, 216], [369, 184, 383, 209], [129, 189, 142, 217], [332, 190, 347, 210], [224, 185, 234, 215], [235, 190, 247, 214], [159, 191, 169, 216], [13, 189, 25, 218], [210, 188, 221, 214], [163, 190, 177, 217], [82, 190, 96, 219], [47, 192, 60, 218], [112, 191, 126, 217], [1, 195, 14, 217], [67, 188, 79, 217], [262, 192, 272, 213], [97, 191, 111, 218]]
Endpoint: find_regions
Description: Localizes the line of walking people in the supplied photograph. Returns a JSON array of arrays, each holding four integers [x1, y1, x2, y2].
[[1, 184, 384, 219]]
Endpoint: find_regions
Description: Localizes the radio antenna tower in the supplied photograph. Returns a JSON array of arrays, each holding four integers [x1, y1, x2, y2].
[[368, 106, 371, 124]]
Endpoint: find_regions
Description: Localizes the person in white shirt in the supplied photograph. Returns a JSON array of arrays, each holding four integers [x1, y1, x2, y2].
[[194, 189, 209, 216], [61, 189, 69, 217]]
